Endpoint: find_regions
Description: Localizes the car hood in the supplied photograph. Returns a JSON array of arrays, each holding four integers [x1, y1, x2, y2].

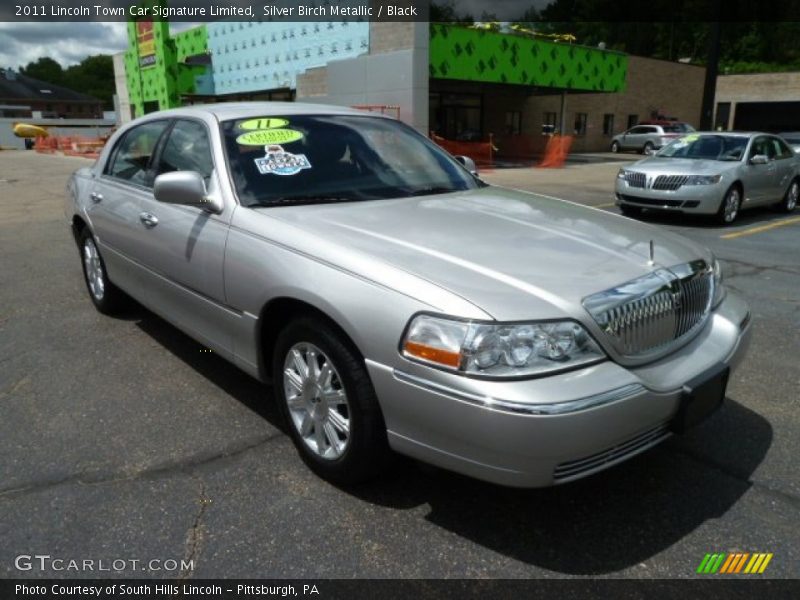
[[263, 187, 709, 321], [629, 157, 740, 175]]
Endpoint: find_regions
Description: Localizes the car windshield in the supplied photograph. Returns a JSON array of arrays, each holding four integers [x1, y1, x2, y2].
[[222, 114, 482, 207], [656, 134, 747, 161]]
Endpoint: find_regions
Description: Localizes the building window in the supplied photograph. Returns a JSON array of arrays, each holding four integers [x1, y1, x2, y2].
[[542, 111, 557, 135], [573, 113, 588, 136], [505, 111, 521, 135], [627, 114, 638, 128], [603, 113, 615, 136]]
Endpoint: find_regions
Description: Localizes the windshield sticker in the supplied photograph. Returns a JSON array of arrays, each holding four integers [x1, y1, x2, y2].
[[254, 145, 312, 176], [681, 134, 700, 143], [236, 129, 304, 146], [239, 118, 289, 130]]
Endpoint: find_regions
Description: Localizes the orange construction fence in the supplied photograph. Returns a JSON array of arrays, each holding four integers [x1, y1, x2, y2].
[[430, 132, 495, 167], [34, 135, 105, 159], [537, 134, 573, 168]]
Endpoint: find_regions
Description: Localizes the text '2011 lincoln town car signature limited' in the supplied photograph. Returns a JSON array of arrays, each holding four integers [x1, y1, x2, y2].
[[65, 103, 751, 487]]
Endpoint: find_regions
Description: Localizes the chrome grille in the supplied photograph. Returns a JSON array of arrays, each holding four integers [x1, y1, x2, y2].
[[583, 260, 713, 359], [553, 423, 671, 482], [652, 175, 688, 191], [624, 171, 646, 188]]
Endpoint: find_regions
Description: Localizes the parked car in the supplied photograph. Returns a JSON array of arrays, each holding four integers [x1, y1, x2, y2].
[[66, 104, 751, 487], [778, 131, 800, 153], [639, 120, 696, 133], [615, 132, 799, 224], [611, 123, 695, 154]]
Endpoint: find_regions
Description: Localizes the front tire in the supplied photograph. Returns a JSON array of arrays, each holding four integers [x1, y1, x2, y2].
[[273, 316, 390, 485], [78, 229, 126, 314], [717, 185, 742, 225], [778, 180, 798, 212]]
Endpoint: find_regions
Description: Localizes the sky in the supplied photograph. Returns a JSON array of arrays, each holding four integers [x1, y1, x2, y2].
[[0, 0, 551, 70]]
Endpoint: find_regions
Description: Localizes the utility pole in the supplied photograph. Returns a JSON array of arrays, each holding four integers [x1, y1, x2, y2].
[[699, 5, 722, 130]]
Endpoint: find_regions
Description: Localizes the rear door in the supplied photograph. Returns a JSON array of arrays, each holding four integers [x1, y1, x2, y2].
[[89, 119, 171, 299], [769, 136, 795, 201]]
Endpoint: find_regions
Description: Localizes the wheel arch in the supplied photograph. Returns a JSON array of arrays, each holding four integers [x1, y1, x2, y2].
[[71, 215, 89, 245], [256, 296, 366, 383]]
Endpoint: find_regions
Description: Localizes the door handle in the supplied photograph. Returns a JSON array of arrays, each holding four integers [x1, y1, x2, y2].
[[89, 192, 103, 203], [139, 212, 159, 228]]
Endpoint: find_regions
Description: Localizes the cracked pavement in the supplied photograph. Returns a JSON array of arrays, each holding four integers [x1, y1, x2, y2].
[[0, 151, 798, 579]]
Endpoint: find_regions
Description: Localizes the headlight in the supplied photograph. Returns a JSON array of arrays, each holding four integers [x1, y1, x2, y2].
[[401, 314, 606, 378], [617, 168, 629, 180], [685, 174, 722, 185], [711, 256, 726, 307]]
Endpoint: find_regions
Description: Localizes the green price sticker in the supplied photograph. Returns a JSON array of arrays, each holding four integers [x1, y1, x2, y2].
[[239, 118, 289, 130], [236, 129, 304, 146], [682, 134, 700, 143]]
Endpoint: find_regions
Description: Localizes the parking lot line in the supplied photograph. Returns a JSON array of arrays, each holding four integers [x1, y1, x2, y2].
[[720, 216, 800, 240], [595, 202, 617, 208]]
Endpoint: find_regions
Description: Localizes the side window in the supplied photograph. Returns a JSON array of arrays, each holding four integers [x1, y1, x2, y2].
[[749, 137, 771, 159], [155, 120, 214, 180], [628, 126, 643, 135], [106, 120, 170, 187], [771, 137, 792, 159]]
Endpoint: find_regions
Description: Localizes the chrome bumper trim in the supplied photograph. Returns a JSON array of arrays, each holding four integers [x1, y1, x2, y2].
[[392, 369, 645, 416]]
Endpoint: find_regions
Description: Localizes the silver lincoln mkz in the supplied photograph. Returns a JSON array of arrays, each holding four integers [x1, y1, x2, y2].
[[66, 104, 751, 487]]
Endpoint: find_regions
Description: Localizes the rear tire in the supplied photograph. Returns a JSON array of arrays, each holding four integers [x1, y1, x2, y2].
[[78, 229, 126, 314], [778, 179, 798, 212], [717, 185, 742, 225], [642, 141, 655, 155], [610, 141, 620, 153], [273, 316, 391, 485]]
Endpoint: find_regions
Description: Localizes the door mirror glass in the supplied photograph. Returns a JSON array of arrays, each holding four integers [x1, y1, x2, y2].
[[749, 154, 769, 165], [454, 155, 479, 177], [154, 171, 216, 210]]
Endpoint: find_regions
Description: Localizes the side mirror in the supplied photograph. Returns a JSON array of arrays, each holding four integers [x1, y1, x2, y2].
[[154, 171, 221, 212], [749, 154, 769, 165], [454, 155, 479, 177]]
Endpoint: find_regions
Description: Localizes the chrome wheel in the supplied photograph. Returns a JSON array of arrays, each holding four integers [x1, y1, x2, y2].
[[786, 182, 798, 211], [283, 342, 350, 460], [722, 189, 740, 223], [83, 237, 105, 301]]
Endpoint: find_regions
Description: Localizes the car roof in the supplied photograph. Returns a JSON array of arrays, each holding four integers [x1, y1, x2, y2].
[[133, 102, 385, 122]]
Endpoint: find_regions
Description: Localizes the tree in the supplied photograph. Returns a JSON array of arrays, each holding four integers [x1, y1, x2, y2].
[[20, 57, 64, 86]]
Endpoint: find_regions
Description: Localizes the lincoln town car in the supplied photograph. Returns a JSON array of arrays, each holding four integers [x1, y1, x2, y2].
[[65, 104, 751, 487]]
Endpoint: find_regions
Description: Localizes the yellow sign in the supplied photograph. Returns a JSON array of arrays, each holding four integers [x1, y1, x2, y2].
[[236, 129, 304, 146], [239, 118, 289, 130]]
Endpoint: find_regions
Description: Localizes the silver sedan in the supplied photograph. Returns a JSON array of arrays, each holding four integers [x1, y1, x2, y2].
[[65, 104, 751, 487], [615, 132, 800, 224]]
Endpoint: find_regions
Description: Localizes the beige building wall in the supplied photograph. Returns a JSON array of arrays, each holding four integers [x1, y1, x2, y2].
[[521, 56, 705, 153], [112, 52, 132, 125]]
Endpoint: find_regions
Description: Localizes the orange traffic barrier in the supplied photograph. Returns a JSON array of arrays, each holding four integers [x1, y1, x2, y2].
[[537, 134, 573, 168], [430, 132, 496, 169]]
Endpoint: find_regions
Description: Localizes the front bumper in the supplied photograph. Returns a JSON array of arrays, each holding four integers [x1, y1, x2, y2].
[[367, 291, 751, 487], [615, 180, 726, 214]]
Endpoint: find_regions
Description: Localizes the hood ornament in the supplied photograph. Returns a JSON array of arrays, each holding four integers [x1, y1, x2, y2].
[[648, 240, 655, 266]]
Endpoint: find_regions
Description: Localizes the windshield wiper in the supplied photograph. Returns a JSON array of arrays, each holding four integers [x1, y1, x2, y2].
[[407, 186, 462, 197], [249, 195, 358, 207]]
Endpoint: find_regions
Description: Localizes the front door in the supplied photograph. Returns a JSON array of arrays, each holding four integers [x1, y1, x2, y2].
[[128, 118, 233, 354]]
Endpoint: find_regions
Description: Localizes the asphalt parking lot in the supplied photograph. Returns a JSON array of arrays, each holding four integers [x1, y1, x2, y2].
[[0, 150, 798, 580]]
